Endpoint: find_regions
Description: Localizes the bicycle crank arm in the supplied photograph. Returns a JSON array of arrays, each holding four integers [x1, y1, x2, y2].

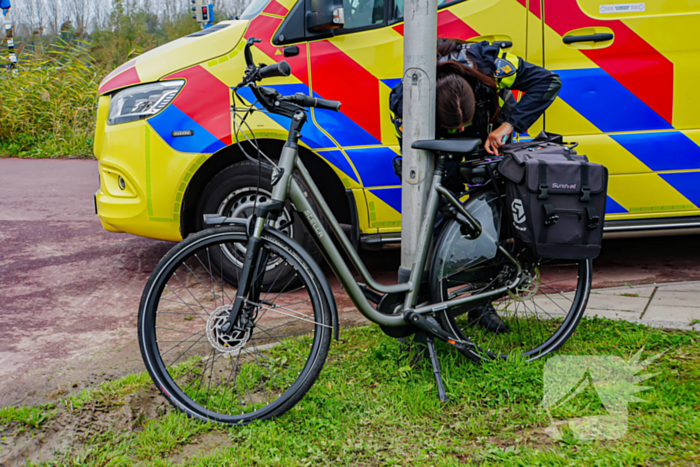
[[403, 311, 473, 351]]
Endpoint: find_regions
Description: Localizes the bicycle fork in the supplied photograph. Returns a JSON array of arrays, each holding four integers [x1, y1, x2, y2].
[[221, 111, 306, 334], [220, 217, 267, 334]]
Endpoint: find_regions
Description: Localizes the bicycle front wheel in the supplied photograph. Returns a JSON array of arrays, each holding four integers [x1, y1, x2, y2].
[[138, 225, 332, 425], [436, 257, 592, 363]]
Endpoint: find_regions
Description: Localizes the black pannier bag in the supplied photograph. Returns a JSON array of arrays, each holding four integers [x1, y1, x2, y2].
[[498, 141, 609, 259]]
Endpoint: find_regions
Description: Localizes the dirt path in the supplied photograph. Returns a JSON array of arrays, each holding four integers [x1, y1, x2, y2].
[[1, 158, 699, 408], [0, 159, 172, 407], [0, 158, 368, 408]]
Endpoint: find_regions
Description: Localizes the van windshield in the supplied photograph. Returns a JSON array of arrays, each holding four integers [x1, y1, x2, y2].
[[240, 0, 273, 19]]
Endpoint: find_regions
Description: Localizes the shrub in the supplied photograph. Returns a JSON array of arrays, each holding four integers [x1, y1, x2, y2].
[[0, 6, 199, 158], [0, 41, 104, 157]]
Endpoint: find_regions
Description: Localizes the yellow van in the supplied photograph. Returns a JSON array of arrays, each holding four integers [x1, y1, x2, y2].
[[94, 0, 700, 249]]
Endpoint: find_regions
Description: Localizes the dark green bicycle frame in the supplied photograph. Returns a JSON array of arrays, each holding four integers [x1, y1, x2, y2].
[[265, 137, 523, 330]]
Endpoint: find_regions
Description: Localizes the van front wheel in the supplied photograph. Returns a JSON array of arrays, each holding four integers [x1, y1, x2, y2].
[[195, 161, 320, 292]]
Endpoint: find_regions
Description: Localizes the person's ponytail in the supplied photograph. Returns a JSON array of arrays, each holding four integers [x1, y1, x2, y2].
[[436, 60, 498, 93]]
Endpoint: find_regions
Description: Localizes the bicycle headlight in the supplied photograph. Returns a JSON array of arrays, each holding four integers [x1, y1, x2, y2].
[[108, 80, 184, 125]]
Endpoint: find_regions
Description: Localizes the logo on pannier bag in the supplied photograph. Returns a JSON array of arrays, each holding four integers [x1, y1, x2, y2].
[[552, 183, 577, 189], [512, 199, 527, 231]]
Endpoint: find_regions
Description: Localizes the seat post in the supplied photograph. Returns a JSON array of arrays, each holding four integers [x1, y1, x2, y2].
[[402, 152, 445, 310], [434, 153, 446, 176]]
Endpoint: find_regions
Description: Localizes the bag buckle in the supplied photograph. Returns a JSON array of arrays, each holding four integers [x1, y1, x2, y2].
[[580, 187, 591, 202], [586, 207, 599, 229], [543, 204, 558, 226], [545, 215, 559, 226], [538, 184, 549, 200]]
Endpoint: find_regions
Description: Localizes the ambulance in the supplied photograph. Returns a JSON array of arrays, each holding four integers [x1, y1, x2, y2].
[[94, 0, 700, 250]]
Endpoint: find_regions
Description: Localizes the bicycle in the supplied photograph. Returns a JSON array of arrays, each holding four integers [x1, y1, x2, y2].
[[138, 37, 593, 425]]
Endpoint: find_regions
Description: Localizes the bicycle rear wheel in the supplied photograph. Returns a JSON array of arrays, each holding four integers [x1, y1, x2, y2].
[[435, 255, 592, 363], [138, 225, 332, 425]]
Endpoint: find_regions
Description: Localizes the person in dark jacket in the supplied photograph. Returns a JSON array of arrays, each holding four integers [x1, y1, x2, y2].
[[389, 38, 561, 333], [390, 38, 561, 155]]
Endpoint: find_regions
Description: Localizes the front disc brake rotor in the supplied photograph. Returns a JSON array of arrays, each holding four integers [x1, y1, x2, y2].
[[206, 305, 251, 353]]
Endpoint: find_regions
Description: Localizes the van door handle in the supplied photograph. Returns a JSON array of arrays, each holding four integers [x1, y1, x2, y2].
[[493, 40, 513, 49], [283, 46, 299, 57], [563, 33, 613, 44]]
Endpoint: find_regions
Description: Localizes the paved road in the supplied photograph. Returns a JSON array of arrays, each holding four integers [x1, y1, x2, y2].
[[1, 158, 699, 407], [0, 158, 171, 406]]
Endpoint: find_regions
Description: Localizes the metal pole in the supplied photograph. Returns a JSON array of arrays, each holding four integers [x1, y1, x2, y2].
[[400, 0, 437, 280]]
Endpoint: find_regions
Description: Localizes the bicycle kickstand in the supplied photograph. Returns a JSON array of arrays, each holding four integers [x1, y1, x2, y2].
[[426, 336, 449, 402]]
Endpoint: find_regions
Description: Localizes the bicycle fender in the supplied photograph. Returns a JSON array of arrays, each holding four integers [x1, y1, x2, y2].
[[206, 216, 339, 340]]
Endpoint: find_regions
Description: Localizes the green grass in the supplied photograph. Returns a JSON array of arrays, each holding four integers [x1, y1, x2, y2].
[[66, 372, 153, 412], [3, 317, 699, 466], [0, 405, 54, 429]]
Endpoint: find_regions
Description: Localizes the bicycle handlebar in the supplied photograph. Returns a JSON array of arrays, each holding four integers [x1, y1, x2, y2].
[[236, 37, 342, 114], [259, 61, 291, 79], [286, 93, 341, 112]]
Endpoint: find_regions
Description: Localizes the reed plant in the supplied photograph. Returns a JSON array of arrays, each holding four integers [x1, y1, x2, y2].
[[0, 41, 106, 158], [0, 7, 198, 158]]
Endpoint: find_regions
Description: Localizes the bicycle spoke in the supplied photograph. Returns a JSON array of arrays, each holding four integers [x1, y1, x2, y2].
[[163, 284, 208, 323], [247, 300, 331, 329]]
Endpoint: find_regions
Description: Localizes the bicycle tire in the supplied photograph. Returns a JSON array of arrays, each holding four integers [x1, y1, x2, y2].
[[436, 256, 592, 363], [138, 225, 332, 424]]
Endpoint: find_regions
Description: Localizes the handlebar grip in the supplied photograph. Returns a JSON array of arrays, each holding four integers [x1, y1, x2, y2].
[[259, 61, 291, 79], [290, 93, 340, 111], [313, 97, 341, 112]]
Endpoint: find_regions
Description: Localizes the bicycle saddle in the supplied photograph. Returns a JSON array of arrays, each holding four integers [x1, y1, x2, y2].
[[411, 138, 481, 155]]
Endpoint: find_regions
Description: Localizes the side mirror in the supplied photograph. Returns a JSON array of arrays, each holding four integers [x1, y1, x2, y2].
[[307, 0, 344, 31]]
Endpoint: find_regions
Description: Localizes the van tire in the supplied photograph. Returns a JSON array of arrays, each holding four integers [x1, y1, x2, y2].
[[195, 161, 321, 292]]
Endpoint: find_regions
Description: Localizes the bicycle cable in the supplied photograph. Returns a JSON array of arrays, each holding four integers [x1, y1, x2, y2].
[[231, 90, 281, 236]]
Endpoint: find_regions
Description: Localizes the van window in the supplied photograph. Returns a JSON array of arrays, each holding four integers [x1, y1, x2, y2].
[[343, 0, 386, 29], [392, 0, 463, 21], [240, 0, 273, 20]]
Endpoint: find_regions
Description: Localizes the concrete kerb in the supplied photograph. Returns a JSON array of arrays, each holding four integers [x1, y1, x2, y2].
[[586, 281, 700, 331]]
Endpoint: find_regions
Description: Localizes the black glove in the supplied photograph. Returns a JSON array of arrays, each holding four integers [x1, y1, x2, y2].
[[392, 155, 402, 182]]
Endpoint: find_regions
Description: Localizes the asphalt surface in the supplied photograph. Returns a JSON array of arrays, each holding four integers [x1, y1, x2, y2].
[[1, 158, 700, 407]]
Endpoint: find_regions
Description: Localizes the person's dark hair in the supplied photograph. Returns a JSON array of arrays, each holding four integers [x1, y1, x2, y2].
[[435, 38, 500, 128], [436, 70, 475, 129]]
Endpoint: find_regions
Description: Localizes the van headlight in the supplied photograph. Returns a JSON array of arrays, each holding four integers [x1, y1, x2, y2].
[[108, 80, 184, 125]]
